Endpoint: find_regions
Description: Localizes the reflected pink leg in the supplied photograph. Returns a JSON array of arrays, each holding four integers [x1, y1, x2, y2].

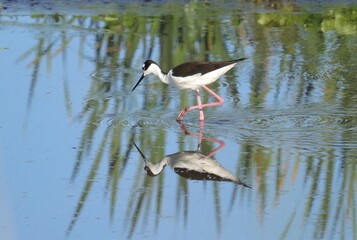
[[176, 85, 225, 121], [178, 122, 225, 157]]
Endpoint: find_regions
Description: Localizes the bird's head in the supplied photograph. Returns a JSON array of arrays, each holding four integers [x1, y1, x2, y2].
[[132, 142, 166, 177], [132, 60, 159, 91]]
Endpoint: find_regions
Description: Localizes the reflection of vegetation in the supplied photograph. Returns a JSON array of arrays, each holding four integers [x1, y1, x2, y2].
[[12, 1, 357, 239], [257, 7, 357, 35]]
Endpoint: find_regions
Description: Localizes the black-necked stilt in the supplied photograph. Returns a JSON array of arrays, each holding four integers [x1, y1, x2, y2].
[[132, 58, 247, 121], [132, 124, 251, 187]]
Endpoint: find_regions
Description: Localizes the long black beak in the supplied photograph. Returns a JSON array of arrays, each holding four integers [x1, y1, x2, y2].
[[132, 74, 145, 91], [132, 142, 157, 177], [132, 142, 147, 162]]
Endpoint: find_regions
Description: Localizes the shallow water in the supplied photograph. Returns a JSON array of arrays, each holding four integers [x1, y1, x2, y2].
[[1, 1, 357, 239]]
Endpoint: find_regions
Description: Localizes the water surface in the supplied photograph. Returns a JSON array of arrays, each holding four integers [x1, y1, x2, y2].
[[0, 1, 356, 239]]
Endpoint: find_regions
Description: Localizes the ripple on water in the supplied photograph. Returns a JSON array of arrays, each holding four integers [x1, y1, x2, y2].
[[102, 103, 357, 152], [105, 110, 177, 130], [200, 104, 357, 151], [248, 113, 356, 132]]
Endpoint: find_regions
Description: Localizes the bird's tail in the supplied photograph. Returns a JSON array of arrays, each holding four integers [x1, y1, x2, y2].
[[233, 57, 248, 63]]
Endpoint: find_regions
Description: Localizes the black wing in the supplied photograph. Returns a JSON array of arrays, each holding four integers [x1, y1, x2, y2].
[[171, 58, 246, 77]]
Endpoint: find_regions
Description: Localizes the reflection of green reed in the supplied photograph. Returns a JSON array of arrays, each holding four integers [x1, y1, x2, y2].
[[61, 10, 173, 236], [17, 2, 357, 239]]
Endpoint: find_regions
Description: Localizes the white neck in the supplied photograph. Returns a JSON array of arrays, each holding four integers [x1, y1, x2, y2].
[[151, 64, 168, 84], [145, 159, 168, 176]]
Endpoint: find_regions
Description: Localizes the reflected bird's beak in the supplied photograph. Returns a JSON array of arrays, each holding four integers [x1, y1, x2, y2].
[[132, 142, 147, 163], [132, 142, 163, 177], [132, 74, 145, 91]]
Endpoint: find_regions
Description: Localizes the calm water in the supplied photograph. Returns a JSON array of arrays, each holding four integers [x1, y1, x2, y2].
[[1, 1, 356, 239]]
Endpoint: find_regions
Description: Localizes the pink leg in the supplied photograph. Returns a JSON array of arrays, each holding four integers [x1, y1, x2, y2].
[[178, 122, 225, 157], [176, 85, 224, 121], [196, 89, 205, 121]]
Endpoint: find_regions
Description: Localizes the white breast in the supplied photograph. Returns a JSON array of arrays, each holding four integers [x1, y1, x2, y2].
[[167, 71, 201, 90]]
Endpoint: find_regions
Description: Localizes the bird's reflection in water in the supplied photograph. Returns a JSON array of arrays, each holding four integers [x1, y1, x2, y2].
[[133, 123, 251, 188]]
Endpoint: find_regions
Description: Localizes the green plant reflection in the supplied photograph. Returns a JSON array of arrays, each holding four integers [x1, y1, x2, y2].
[[10, 1, 357, 239]]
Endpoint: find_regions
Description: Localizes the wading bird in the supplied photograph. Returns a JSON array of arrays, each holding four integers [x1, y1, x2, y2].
[[132, 58, 246, 121], [132, 123, 251, 188]]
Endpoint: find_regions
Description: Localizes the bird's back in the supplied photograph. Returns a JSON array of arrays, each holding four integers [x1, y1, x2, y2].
[[171, 58, 246, 78]]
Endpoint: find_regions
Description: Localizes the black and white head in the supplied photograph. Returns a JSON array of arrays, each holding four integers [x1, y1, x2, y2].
[[132, 142, 166, 177], [132, 60, 160, 91]]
